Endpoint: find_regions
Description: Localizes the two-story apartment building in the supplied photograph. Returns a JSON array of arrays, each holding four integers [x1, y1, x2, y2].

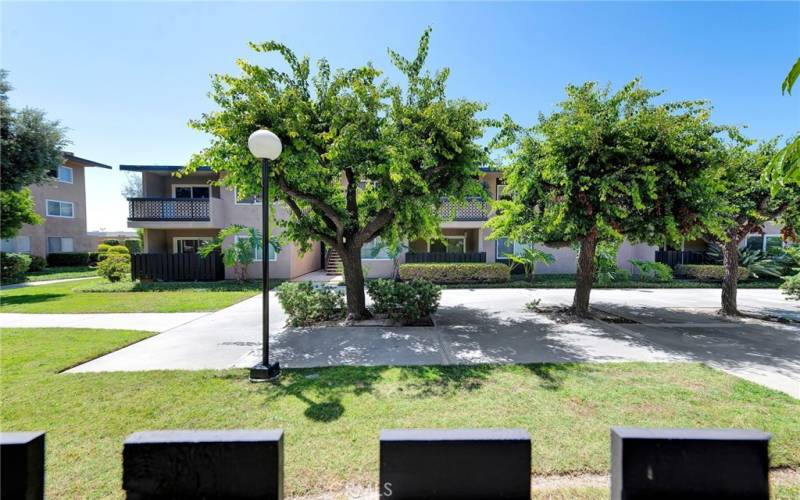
[[123, 165, 659, 280], [1, 153, 112, 257]]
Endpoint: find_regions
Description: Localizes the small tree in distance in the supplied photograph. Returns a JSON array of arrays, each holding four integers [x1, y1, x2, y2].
[[187, 28, 490, 319], [488, 80, 726, 316]]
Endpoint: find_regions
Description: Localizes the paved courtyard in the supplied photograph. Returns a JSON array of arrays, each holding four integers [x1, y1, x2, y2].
[[36, 287, 799, 398]]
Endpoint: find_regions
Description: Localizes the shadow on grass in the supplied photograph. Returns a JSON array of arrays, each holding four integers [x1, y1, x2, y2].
[[0, 293, 66, 306], [260, 363, 598, 422]]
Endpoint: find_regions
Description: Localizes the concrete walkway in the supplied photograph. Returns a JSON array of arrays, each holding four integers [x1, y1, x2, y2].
[[60, 288, 800, 398], [0, 276, 96, 290]]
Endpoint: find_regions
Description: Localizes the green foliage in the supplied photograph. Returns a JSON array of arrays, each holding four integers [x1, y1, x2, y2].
[[0, 71, 69, 193], [629, 259, 674, 282], [0, 189, 41, 239], [593, 242, 628, 284], [503, 247, 555, 281], [107, 245, 130, 255], [200, 225, 272, 282], [782, 57, 800, 95], [97, 243, 111, 253], [124, 239, 142, 254], [399, 263, 510, 283], [0, 252, 31, 283], [88, 252, 100, 265], [676, 264, 749, 281], [488, 79, 726, 313], [275, 282, 345, 326], [96, 254, 130, 283], [706, 243, 786, 279], [46, 252, 90, 267], [366, 279, 441, 323], [28, 255, 46, 273], [187, 28, 490, 317], [780, 246, 800, 300]]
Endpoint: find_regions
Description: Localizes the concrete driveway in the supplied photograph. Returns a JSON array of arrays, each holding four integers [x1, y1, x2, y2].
[[64, 288, 800, 398]]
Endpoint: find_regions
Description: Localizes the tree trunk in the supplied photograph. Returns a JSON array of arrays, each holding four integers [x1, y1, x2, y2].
[[573, 232, 598, 317], [339, 246, 371, 321], [721, 239, 740, 316]]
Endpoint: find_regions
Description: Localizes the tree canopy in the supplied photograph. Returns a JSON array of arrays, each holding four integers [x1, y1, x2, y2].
[[488, 79, 727, 315], [187, 28, 490, 318]]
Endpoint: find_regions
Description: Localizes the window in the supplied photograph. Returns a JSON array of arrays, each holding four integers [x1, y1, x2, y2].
[[496, 238, 530, 258], [233, 234, 275, 261], [430, 236, 466, 253], [496, 184, 509, 200], [47, 237, 74, 253], [1, 236, 31, 253], [174, 186, 210, 199], [46, 200, 74, 218], [745, 234, 785, 254], [234, 188, 262, 205], [173, 238, 211, 254], [57, 165, 73, 183], [361, 238, 391, 260]]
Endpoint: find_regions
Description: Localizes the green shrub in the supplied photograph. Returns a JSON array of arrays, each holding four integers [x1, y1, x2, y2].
[[97, 243, 111, 253], [96, 254, 130, 283], [399, 263, 510, 283], [46, 252, 90, 267], [28, 255, 46, 273], [366, 279, 441, 323], [781, 273, 800, 300], [0, 252, 31, 283], [102, 239, 121, 246], [108, 245, 130, 254], [88, 252, 100, 265], [275, 282, 345, 326], [675, 264, 749, 281], [124, 239, 142, 254], [630, 259, 674, 282]]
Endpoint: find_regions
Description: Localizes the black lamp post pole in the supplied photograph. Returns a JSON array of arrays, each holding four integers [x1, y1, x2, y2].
[[250, 157, 280, 382]]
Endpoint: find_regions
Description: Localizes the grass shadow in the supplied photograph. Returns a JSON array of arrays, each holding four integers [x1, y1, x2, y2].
[[397, 364, 497, 397], [0, 293, 66, 306]]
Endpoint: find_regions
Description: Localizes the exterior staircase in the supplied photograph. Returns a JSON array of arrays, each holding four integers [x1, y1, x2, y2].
[[325, 249, 343, 275]]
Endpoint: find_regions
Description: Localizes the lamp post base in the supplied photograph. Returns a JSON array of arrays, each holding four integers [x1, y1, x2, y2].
[[249, 362, 281, 382]]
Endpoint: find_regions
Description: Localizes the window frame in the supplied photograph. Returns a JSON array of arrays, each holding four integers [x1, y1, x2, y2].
[[45, 199, 75, 218], [1, 236, 31, 254], [172, 237, 212, 254], [430, 235, 467, 253], [57, 165, 73, 184], [47, 236, 74, 254], [172, 184, 211, 199]]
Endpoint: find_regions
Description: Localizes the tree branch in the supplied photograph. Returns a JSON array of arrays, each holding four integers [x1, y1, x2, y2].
[[283, 196, 337, 247], [275, 174, 344, 242], [356, 208, 395, 246]]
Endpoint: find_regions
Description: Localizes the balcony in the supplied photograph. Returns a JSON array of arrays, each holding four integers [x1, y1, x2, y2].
[[438, 197, 490, 225], [127, 197, 224, 229]]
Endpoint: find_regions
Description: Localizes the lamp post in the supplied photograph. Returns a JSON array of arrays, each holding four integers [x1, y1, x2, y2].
[[247, 128, 282, 382]]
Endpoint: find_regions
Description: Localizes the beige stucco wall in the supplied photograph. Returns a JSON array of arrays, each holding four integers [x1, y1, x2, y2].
[[15, 160, 93, 256]]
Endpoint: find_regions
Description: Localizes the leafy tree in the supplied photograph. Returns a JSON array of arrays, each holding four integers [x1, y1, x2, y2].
[[708, 139, 800, 315], [200, 225, 274, 283], [488, 80, 725, 316], [0, 70, 69, 238], [187, 29, 489, 319], [766, 58, 800, 186], [503, 247, 555, 282]]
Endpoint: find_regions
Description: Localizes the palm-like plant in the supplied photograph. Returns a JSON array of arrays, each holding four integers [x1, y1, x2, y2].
[[504, 247, 555, 282], [706, 243, 785, 279], [201, 225, 278, 282]]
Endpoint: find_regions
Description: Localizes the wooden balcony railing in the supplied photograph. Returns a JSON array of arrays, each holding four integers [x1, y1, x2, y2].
[[438, 197, 490, 221], [128, 198, 211, 222]]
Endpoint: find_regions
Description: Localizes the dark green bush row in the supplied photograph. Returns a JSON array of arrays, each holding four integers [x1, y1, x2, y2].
[[399, 263, 510, 283], [275, 282, 345, 326], [46, 252, 90, 267], [675, 264, 749, 281], [367, 279, 441, 323], [1, 252, 31, 283], [28, 255, 46, 273], [124, 239, 142, 254]]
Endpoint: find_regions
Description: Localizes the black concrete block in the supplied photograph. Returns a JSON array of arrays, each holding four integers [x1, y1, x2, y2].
[[379, 428, 531, 499], [0, 431, 45, 500], [123, 429, 283, 499], [611, 427, 770, 500]]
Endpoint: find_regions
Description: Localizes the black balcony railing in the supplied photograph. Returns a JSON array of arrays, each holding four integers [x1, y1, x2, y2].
[[439, 198, 490, 221], [128, 198, 210, 222]]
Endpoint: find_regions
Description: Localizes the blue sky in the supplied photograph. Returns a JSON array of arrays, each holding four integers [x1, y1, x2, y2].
[[3, 1, 799, 231]]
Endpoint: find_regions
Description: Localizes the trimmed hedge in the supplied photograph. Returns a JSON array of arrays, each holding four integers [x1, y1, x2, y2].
[[46, 252, 90, 267], [675, 264, 749, 281], [1, 252, 31, 283], [366, 279, 441, 323], [124, 239, 142, 254], [399, 263, 510, 284], [28, 255, 46, 273]]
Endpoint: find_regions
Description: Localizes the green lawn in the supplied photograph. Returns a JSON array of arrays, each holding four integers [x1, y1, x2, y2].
[[25, 266, 98, 282], [443, 273, 785, 289], [1, 327, 798, 498], [0, 278, 261, 313]]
